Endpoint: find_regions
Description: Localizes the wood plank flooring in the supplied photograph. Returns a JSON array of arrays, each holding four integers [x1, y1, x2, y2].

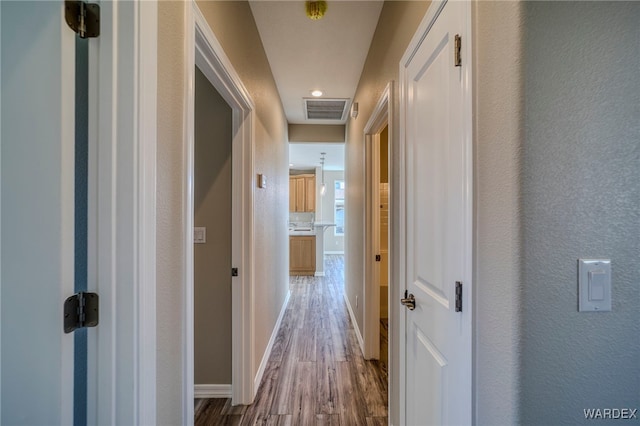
[[195, 255, 389, 425]]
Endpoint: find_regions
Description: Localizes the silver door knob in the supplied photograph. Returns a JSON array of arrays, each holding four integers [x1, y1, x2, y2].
[[401, 293, 416, 311]]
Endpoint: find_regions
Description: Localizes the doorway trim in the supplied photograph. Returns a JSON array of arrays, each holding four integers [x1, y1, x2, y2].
[[183, 3, 256, 422], [87, 1, 158, 424], [363, 81, 395, 359], [363, 81, 398, 422], [363, 82, 393, 362]]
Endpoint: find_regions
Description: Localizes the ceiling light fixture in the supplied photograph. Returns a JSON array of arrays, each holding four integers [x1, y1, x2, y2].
[[311, 90, 323, 97], [305, 1, 327, 20]]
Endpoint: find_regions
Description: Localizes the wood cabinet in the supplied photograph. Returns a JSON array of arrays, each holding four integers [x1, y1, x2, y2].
[[289, 178, 297, 212], [305, 176, 316, 212], [289, 174, 316, 212], [289, 235, 316, 275]]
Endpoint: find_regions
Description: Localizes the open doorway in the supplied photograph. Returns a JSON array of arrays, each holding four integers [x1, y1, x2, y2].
[[363, 82, 393, 394], [288, 143, 345, 278], [184, 8, 257, 421], [193, 66, 233, 398], [378, 125, 390, 374]]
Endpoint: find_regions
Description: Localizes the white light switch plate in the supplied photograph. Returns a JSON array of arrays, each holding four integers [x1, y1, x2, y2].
[[578, 259, 611, 312], [258, 174, 267, 189], [194, 227, 206, 244]]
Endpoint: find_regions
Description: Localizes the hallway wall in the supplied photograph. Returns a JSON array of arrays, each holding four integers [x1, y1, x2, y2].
[[519, 2, 639, 423], [157, 2, 289, 423], [344, 2, 430, 424], [474, 1, 640, 424]]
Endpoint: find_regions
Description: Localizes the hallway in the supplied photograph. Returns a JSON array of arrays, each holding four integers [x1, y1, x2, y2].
[[195, 255, 388, 425]]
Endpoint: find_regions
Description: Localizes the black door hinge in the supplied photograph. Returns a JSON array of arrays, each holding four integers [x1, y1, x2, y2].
[[64, 292, 99, 333], [455, 281, 463, 312], [65, 1, 100, 39], [375, 254, 381, 262], [454, 34, 462, 67], [232, 267, 239, 277]]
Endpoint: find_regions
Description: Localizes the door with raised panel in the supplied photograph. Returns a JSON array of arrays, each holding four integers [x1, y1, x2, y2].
[[2, 2, 78, 423], [401, 1, 472, 424]]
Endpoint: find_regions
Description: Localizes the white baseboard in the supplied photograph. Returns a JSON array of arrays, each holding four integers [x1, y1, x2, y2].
[[314, 272, 325, 277], [253, 289, 291, 394], [194, 384, 232, 398], [343, 291, 365, 355]]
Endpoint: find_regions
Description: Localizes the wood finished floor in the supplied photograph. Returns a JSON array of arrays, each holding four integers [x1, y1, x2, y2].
[[195, 255, 389, 425]]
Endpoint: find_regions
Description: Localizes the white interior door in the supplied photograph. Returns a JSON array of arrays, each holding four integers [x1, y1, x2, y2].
[[401, 1, 471, 424], [1, 2, 76, 424], [2, 2, 158, 424]]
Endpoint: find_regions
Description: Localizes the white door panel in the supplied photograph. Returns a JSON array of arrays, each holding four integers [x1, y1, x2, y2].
[[401, 1, 471, 424], [1, 2, 75, 424], [408, 324, 446, 426]]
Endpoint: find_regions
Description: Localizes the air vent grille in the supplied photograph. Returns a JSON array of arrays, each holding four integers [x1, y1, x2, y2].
[[304, 98, 349, 121]]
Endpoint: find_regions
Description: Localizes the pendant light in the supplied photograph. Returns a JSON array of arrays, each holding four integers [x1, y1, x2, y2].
[[320, 152, 326, 195]]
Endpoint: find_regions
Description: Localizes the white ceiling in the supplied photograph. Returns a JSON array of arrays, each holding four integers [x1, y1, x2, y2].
[[249, 1, 383, 125], [290, 143, 344, 171]]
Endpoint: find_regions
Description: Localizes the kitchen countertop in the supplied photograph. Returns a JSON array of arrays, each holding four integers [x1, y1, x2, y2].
[[288, 222, 336, 236], [313, 222, 337, 227], [289, 229, 316, 236]]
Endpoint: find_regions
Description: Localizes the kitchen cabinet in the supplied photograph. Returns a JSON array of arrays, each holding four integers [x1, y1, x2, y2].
[[289, 174, 316, 212], [289, 235, 316, 275]]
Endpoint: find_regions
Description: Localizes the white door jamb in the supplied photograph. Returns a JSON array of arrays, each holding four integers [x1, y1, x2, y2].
[[87, 1, 158, 424]]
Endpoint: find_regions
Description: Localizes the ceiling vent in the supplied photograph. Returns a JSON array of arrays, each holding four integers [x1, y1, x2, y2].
[[304, 98, 349, 121]]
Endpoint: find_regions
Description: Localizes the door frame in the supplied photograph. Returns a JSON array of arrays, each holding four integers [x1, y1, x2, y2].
[[363, 82, 393, 361], [364, 134, 381, 358], [87, 1, 158, 424], [363, 82, 398, 419], [183, 3, 256, 422], [398, 0, 473, 423]]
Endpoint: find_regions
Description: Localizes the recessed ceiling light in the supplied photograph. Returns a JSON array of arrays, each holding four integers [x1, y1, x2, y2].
[[311, 90, 323, 97]]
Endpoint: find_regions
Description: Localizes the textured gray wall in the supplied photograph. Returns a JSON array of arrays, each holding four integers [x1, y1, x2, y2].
[[473, 2, 525, 424], [194, 67, 233, 385], [521, 2, 640, 424]]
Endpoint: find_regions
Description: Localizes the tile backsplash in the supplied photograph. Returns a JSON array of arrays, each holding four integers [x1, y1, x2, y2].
[[289, 212, 315, 225]]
